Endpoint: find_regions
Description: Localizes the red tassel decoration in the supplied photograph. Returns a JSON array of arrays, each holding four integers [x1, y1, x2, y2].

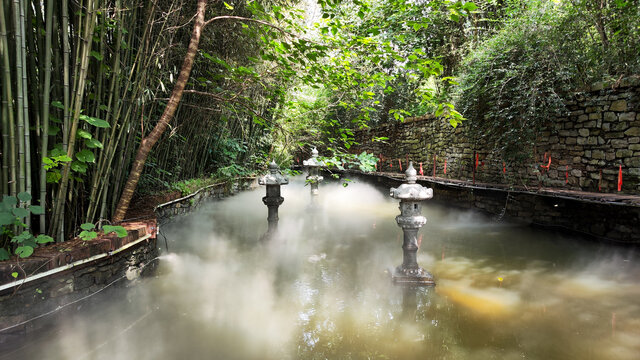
[[444, 159, 447, 175], [503, 162, 506, 174], [399, 159, 402, 171], [419, 162, 424, 176], [618, 165, 623, 191], [433, 154, 436, 177], [599, 170, 602, 191], [565, 166, 569, 184]]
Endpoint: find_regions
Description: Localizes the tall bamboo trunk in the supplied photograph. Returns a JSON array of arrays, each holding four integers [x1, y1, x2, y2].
[[12, 0, 26, 195], [112, 0, 208, 222], [50, 0, 97, 238], [39, 0, 54, 232], [0, 2, 16, 196]]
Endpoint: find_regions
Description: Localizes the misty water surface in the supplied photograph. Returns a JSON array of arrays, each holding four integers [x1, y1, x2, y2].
[[4, 176, 640, 360]]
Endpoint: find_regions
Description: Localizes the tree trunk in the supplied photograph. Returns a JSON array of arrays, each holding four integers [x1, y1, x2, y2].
[[112, 0, 207, 222]]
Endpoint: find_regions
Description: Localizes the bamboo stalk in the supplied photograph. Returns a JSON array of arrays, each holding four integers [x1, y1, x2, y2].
[[0, 1, 16, 196], [20, 0, 31, 214], [50, 0, 97, 237], [12, 0, 26, 195], [39, 0, 54, 232]]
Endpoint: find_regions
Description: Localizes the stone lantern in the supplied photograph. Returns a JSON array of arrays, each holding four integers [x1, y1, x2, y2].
[[258, 161, 288, 237], [303, 147, 324, 204], [390, 162, 434, 286]]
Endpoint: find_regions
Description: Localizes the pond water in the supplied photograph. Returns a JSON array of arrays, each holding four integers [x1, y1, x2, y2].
[[5, 177, 640, 359]]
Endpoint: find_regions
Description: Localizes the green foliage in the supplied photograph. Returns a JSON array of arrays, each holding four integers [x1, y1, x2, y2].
[[455, 0, 640, 162], [102, 225, 128, 238], [0, 193, 53, 260], [79, 223, 98, 241]]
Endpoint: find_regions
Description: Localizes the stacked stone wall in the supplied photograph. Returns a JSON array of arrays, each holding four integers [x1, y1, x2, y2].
[[353, 77, 640, 194]]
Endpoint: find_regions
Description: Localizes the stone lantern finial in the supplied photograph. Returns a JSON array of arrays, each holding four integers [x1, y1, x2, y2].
[[405, 162, 417, 184]]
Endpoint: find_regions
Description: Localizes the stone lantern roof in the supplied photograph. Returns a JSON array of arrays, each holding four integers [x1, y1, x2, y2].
[[390, 162, 433, 201], [258, 161, 289, 186]]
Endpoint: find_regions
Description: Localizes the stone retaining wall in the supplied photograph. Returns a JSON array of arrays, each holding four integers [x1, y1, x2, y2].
[[154, 177, 258, 219], [353, 77, 640, 194], [0, 222, 157, 346]]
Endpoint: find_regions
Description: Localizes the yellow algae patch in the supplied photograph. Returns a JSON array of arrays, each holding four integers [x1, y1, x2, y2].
[[437, 279, 521, 317]]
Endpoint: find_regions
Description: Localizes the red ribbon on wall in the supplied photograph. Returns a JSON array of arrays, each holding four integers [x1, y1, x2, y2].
[[618, 165, 623, 191], [475, 153, 479, 170], [599, 170, 602, 191], [565, 166, 569, 184], [433, 154, 436, 177], [540, 157, 551, 171], [444, 159, 447, 175]]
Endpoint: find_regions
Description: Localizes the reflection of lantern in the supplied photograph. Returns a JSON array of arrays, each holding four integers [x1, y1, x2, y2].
[[303, 147, 324, 206], [389, 162, 435, 286], [258, 161, 288, 237]]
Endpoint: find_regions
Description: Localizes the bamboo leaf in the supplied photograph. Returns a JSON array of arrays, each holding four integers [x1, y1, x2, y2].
[[90, 50, 103, 61]]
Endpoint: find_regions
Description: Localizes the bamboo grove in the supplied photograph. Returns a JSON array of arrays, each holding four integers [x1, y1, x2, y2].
[[0, 0, 297, 250]]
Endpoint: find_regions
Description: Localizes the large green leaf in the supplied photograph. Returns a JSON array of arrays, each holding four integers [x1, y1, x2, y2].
[[35, 234, 54, 244], [29, 205, 45, 215], [71, 161, 88, 173], [15, 246, 34, 258], [17, 192, 32, 202], [0, 212, 15, 226], [103, 225, 128, 238], [0, 248, 9, 261], [85, 138, 103, 149], [79, 114, 110, 128], [76, 149, 95, 163], [12, 207, 30, 218], [80, 223, 95, 231], [79, 230, 98, 241], [12, 231, 33, 243], [77, 129, 92, 139]]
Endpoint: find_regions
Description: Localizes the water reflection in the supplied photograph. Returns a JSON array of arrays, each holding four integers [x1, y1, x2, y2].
[[4, 176, 639, 360]]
